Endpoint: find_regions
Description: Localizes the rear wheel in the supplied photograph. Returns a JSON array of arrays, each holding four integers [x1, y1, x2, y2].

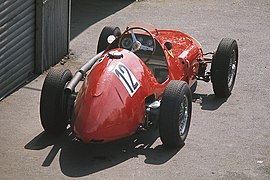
[[211, 38, 238, 98], [159, 81, 192, 148], [40, 68, 72, 135], [97, 26, 121, 53]]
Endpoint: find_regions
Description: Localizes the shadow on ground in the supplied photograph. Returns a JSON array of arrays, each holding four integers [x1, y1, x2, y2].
[[71, 0, 135, 39], [25, 128, 181, 177], [192, 93, 227, 110]]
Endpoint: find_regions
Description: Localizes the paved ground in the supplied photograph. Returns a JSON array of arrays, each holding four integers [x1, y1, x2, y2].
[[1, 0, 270, 179]]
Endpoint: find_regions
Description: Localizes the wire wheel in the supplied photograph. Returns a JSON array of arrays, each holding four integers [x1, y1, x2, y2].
[[211, 38, 238, 98], [159, 80, 192, 148]]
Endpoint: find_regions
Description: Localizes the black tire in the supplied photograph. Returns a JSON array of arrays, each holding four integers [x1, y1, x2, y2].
[[159, 80, 192, 148], [97, 26, 121, 53], [211, 38, 238, 98], [40, 68, 72, 135]]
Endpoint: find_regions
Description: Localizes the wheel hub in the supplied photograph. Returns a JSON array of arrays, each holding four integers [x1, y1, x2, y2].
[[228, 49, 237, 89], [179, 94, 189, 136]]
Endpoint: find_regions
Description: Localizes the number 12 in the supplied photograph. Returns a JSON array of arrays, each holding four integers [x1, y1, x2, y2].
[[114, 63, 140, 96]]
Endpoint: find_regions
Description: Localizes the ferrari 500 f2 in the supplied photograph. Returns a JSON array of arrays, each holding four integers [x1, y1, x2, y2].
[[40, 22, 238, 148]]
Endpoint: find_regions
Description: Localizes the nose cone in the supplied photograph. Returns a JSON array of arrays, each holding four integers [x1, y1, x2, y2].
[[71, 56, 146, 143]]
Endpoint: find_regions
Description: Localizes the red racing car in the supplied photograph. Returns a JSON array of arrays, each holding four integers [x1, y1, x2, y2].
[[40, 22, 238, 148]]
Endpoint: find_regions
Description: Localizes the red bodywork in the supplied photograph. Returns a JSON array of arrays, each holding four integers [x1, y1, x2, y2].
[[71, 26, 204, 143]]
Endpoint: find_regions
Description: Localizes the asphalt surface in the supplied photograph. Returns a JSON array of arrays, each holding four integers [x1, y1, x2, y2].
[[1, 0, 270, 179]]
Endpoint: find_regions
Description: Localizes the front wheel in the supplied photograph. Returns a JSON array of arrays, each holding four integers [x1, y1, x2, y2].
[[211, 38, 238, 98], [40, 68, 72, 135], [159, 81, 192, 148], [97, 26, 121, 54]]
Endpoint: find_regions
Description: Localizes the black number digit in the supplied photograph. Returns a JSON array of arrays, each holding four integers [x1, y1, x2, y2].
[[115, 64, 139, 94], [115, 68, 134, 93], [119, 64, 139, 90]]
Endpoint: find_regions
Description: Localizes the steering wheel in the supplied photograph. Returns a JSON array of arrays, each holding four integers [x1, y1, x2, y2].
[[119, 27, 156, 62]]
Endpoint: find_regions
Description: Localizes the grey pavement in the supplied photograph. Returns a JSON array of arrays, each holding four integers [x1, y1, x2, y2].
[[1, 0, 270, 179]]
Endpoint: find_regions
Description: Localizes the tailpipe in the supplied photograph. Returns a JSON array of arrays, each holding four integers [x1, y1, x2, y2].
[[64, 51, 104, 95]]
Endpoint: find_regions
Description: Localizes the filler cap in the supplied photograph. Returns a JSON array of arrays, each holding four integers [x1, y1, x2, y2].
[[108, 51, 123, 59]]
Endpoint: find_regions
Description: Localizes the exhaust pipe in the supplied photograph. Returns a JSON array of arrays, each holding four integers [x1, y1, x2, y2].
[[64, 51, 104, 95]]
